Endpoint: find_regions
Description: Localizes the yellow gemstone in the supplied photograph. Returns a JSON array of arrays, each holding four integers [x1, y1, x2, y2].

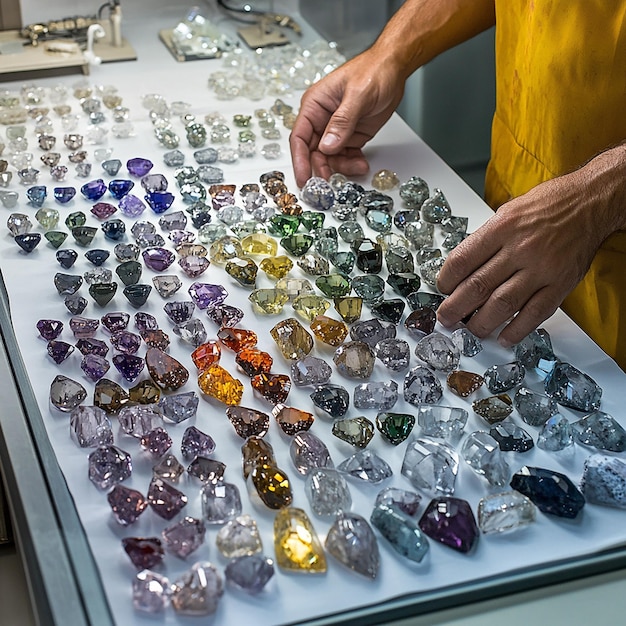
[[248, 463, 293, 509], [371, 168, 400, 191], [273, 507, 327, 574], [309, 314, 348, 347], [292, 294, 330, 321], [241, 233, 278, 256], [198, 363, 244, 405], [270, 318, 314, 360], [259, 255, 293, 279], [334, 296, 363, 324], [209, 236, 243, 264], [248, 288, 289, 315]]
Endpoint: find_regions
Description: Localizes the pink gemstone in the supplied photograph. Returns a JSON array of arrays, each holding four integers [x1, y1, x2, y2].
[[91, 202, 117, 219], [122, 536, 164, 569], [179, 255, 210, 278], [147, 478, 188, 520], [108, 484, 148, 525]]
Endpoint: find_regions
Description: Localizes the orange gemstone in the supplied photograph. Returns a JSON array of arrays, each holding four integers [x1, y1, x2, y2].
[[251, 373, 291, 404], [191, 340, 221, 372], [309, 315, 348, 347], [275, 192, 299, 209], [272, 403, 314, 436], [217, 327, 258, 352], [198, 364, 244, 405], [235, 348, 273, 377], [208, 183, 236, 197]]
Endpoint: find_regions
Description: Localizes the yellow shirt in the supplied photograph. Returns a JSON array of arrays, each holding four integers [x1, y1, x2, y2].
[[485, 1, 626, 369]]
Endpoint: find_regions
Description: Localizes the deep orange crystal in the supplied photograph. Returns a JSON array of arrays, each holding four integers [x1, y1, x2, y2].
[[191, 340, 221, 372], [217, 327, 258, 352], [235, 348, 273, 377], [250, 373, 291, 404]]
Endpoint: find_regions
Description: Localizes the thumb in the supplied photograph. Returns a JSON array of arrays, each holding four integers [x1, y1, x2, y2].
[[318, 104, 359, 155]]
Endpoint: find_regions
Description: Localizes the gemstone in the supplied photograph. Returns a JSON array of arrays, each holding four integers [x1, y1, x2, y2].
[[147, 477, 188, 520], [403, 365, 443, 405], [124, 284, 152, 307], [140, 328, 170, 350], [202, 481, 242, 523], [135, 312, 158, 331], [337, 450, 392, 484], [515, 329, 556, 370], [333, 297, 363, 324], [65, 294, 88, 315], [114, 243, 140, 262], [108, 485, 147, 525], [242, 436, 276, 480], [350, 318, 395, 347], [333, 341, 376, 379], [514, 387, 558, 426], [472, 394, 514, 424], [50, 375, 87, 412], [291, 295, 330, 322], [198, 364, 244, 405], [350, 275, 385, 304], [115, 261, 142, 286], [370, 504, 429, 563], [248, 288, 289, 315], [510, 466, 585, 518], [15, 233, 41, 253], [376, 412, 415, 445], [251, 373, 291, 404], [259, 255, 293, 279], [35, 207, 59, 230], [206, 304, 244, 329], [315, 274, 351, 298], [111, 330, 141, 353], [162, 517, 206, 558], [88, 445, 132, 489], [56, 250, 78, 270], [101, 311, 130, 333], [191, 341, 221, 372], [142, 247, 175, 271], [145, 348, 189, 391], [451, 328, 483, 357], [461, 431, 510, 486], [93, 378, 129, 413], [158, 392, 198, 424], [216, 514, 263, 558], [407, 291, 446, 312], [572, 411, 626, 452], [248, 463, 293, 509], [580, 454, 626, 509], [353, 381, 398, 411], [332, 416, 375, 448], [224, 405, 269, 439], [417, 405, 468, 440], [225, 555, 275, 594], [188, 282, 227, 309], [537, 414, 574, 451], [112, 353, 145, 382], [127, 157, 153, 177], [273, 404, 315, 435], [270, 318, 314, 360], [217, 327, 257, 352], [81, 179, 107, 200], [53, 186, 77, 204], [70, 405, 113, 447], [164, 301, 196, 325], [37, 319, 64, 341], [234, 348, 273, 378], [483, 361, 526, 393], [447, 370, 484, 398], [273, 507, 326, 573], [402, 438, 459, 494], [375, 487, 422, 517], [102, 159, 122, 176], [544, 362, 602, 411], [310, 384, 350, 418], [129, 380, 161, 405], [123, 537, 164, 569], [490, 421, 535, 452], [419, 497, 479, 553], [171, 562, 223, 616], [118, 405, 162, 438], [133, 570, 169, 613], [180, 426, 216, 461], [309, 315, 348, 347], [414, 332, 460, 372], [291, 356, 332, 386], [153, 454, 185, 483], [47, 340, 74, 364], [80, 353, 110, 381], [140, 427, 172, 457], [172, 319, 207, 347], [69, 316, 99, 338], [478, 491, 536, 534]]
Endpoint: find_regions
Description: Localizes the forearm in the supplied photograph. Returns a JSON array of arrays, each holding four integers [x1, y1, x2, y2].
[[370, 0, 496, 81]]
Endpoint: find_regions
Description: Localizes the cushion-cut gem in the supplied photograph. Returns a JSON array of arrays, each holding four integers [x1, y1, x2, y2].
[[310, 383, 350, 418], [108, 485, 147, 525], [216, 514, 263, 558], [72, 225, 98, 247], [514, 387, 558, 426], [415, 332, 460, 372], [419, 496, 479, 553], [142, 247, 175, 271], [309, 315, 348, 347], [337, 450, 392, 484], [273, 507, 326, 573], [153, 275, 182, 298], [127, 157, 153, 177], [305, 468, 350, 517], [251, 373, 291, 404], [50, 374, 87, 412], [290, 431, 334, 476], [53, 186, 76, 204], [116, 261, 142, 286], [80, 178, 107, 200], [334, 296, 363, 324], [145, 347, 189, 390], [333, 341, 376, 379], [198, 364, 244, 405], [129, 379, 161, 405], [271, 318, 314, 360], [226, 406, 270, 438], [70, 405, 113, 447], [259, 255, 293, 279], [484, 361, 526, 393], [133, 569, 169, 613], [225, 555, 275, 594], [537, 415, 574, 451], [88, 444, 132, 489], [189, 456, 225, 485], [37, 319, 64, 340], [472, 394, 514, 424], [91, 202, 116, 219], [291, 356, 332, 386], [404, 307, 437, 338], [248, 288, 289, 314], [202, 482, 242, 523], [315, 273, 351, 298], [451, 327, 484, 356], [162, 516, 206, 558], [417, 405, 468, 440], [272, 403, 314, 435], [490, 421, 534, 452]]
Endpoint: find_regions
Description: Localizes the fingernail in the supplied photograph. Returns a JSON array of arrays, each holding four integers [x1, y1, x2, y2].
[[498, 336, 513, 349], [320, 132, 340, 150], [437, 314, 452, 328]]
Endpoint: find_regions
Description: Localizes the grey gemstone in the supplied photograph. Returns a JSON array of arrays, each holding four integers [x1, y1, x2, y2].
[[159, 392, 199, 424], [225, 554, 275, 594], [404, 365, 443, 405], [171, 562, 223, 616], [450, 328, 483, 357], [291, 356, 332, 386], [417, 405, 468, 440], [118, 405, 163, 438], [402, 438, 459, 495], [350, 318, 396, 347], [290, 431, 334, 475], [572, 411, 626, 452], [415, 332, 460, 372], [537, 414, 574, 452], [514, 387, 558, 426], [70, 405, 113, 447], [354, 381, 398, 411], [483, 361, 526, 393], [88, 445, 132, 489], [461, 431, 510, 487], [201, 482, 242, 524], [325, 513, 379, 579], [580, 454, 626, 509], [337, 450, 393, 484], [375, 338, 411, 371], [544, 362, 602, 412], [489, 420, 534, 452], [305, 468, 352, 517], [375, 487, 422, 517], [370, 504, 429, 563]]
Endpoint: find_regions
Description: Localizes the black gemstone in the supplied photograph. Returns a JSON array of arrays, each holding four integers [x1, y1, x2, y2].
[[72, 226, 98, 246], [54, 273, 83, 295], [407, 291, 446, 311], [85, 249, 110, 266], [352, 238, 383, 273], [123, 284, 152, 308], [64, 294, 88, 315], [387, 272, 422, 298], [310, 383, 350, 418], [89, 282, 118, 307], [404, 307, 437, 338], [190, 211, 212, 229], [101, 219, 126, 241], [371, 299, 406, 324], [15, 233, 41, 253], [116, 261, 142, 286]]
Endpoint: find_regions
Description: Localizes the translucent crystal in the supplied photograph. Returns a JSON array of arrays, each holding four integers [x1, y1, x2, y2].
[[216, 514, 263, 558], [353, 381, 398, 411], [490, 420, 534, 452], [419, 497, 479, 553], [370, 504, 429, 563], [450, 328, 483, 357], [88, 445, 132, 489], [403, 365, 443, 405], [472, 394, 514, 424], [477, 491, 536, 534], [333, 341, 376, 379], [337, 450, 393, 484], [580, 454, 626, 509], [332, 416, 375, 448], [483, 361, 526, 393], [514, 387, 558, 426], [402, 438, 459, 494], [571, 411, 626, 452], [171, 562, 223, 616], [289, 431, 333, 475], [416, 405, 468, 440], [415, 332, 460, 372], [273, 507, 327, 573], [461, 431, 510, 487], [375, 487, 422, 517], [133, 570, 170, 613], [544, 362, 602, 411], [537, 414, 574, 452], [201, 482, 242, 524]]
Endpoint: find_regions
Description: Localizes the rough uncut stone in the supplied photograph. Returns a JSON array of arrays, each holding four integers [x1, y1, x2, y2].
[[50, 375, 87, 412], [290, 431, 333, 475], [171, 562, 223, 616], [490, 421, 534, 452], [123, 537, 164, 570], [572, 411, 626, 452], [147, 477, 188, 520], [88, 445, 132, 489], [162, 516, 206, 558], [337, 450, 392, 484], [273, 507, 326, 573], [417, 405, 468, 440], [447, 370, 484, 398], [472, 394, 514, 424], [402, 438, 459, 495], [370, 503, 429, 563], [544, 362, 602, 411], [375, 338, 411, 371], [419, 497, 479, 553], [415, 332, 460, 372], [477, 491, 536, 534], [461, 431, 510, 487], [376, 412, 415, 445], [404, 365, 443, 405], [216, 514, 263, 558], [354, 381, 398, 411], [510, 466, 585, 518], [580, 454, 626, 509], [202, 482, 242, 523], [108, 484, 147, 526]]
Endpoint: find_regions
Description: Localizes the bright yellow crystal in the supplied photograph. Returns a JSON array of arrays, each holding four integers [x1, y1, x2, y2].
[[259, 255, 293, 279], [241, 233, 278, 256], [197, 363, 244, 405]]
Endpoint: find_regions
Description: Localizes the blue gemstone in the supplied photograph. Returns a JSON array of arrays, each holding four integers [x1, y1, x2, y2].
[[370, 504, 429, 563], [53, 187, 77, 204], [145, 191, 175, 214], [56, 249, 78, 268], [108, 179, 134, 200], [101, 219, 126, 241], [85, 249, 110, 266], [27, 185, 47, 207], [80, 179, 107, 201], [15, 233, 41, 253], [510, 466, 585, 518]]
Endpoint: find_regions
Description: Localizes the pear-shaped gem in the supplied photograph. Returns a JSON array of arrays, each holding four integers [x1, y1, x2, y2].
[[226, 406, 270, 438], [326, 513, 379, 579], [310, 315, 348, 347], [145, 347, 189, 391], [248, 464, 293, 509], [259, 255, 293, 279], [225, 257, 258, 287], [332, 416, 375, 448], [273, 507, 326, 573], [447, 370, 484, 398], [473, 394, 514, 424]]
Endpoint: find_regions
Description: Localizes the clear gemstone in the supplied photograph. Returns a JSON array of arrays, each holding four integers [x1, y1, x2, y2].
[[461, 431, 510, 487], [118, 405, 163, 438], [537, 415, 574, 452], [171, 562, 223, 616], [402, 438, 459, 494], [544, 362, 602, 411], [289, 431, 333, 475], [216, 514, 263, 558], [88, 445, 132, 489], [450, 328, 483, 356], [353, 381, 398, 411], [416, 405, 468, 440], [153, 453, 185, 483], [337, 450, 393, 484], [403, 365, 443, 405], [514, 387, 558, 426], [571, 411, 626, 452], [133, 570, 169, 613], [201, 482, 242, 524], [375, 487, 421, 517], [477, 491, 536, 534], [70, 405, 113, 447], [305, 468, 351, 517], [483, 361, 526, 393], [414, 332, 460, 372], [291, 356, 332, 386], [375, 338, 411, 371], [159, 392, 199, 424], [490, 421, 534, 452], [50, 375, 87, 412], [162, 516, 206, 558]]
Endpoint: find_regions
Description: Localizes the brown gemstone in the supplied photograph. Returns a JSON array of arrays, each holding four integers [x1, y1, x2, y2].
[[235, 348, 273, 377], [280, 203, 303, 216], [251, 373, 292, 404], [226, 406, 270, 439], [309, 315, 348, 347], [145, 348, 189, 391], [191, 340, 221, 372], [242, 436, 276, 478], [248, 464, 293, 509], [208, 183, 236, 197], [217, 327, 258, 352], [275, 192, 299, 209], [272, 404, 314, 436], [129, 379, 161, 404], [263, 178, 287, 198], [140, 328, 170, 351], [94, 378, 129, 414], [270, 318, 314, 360], [198, 364, 244, 405], [176, 243, 208, 258], [447, 370, 484, 398]]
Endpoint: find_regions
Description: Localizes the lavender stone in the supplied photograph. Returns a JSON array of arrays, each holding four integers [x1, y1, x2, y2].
[[419, 496, 479, 553]]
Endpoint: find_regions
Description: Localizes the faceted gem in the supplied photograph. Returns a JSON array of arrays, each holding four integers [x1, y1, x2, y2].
[[461, 431, 510, 487], [93, 378, 129, 413], [291, 356, 332, 386], [172, 319, 208, 347], [251, 373, 291, 404], [70, 405, 113, 447], [179, 255, 210, 279], [537, 414, 574, 451], [572, 411, 626, 452], [387, 272, 421, 298], [123, 537, 164, 570], [114, 243, 139, 262], [47, 340, 74, 364], [310, 315, 348, 347], [315, 273, 351, 298], [419, 497, 479, 553], [484, 361, 526, 393], [91, 202, 117, 219], [198, 364, 244, 405], [140, 427, 173, 457], [124, 284, 152, 307], [242, 436, 276, 480], [127, 157, 153, 177], [407, 291, 446, 312], [270, 318, 314, 360], [158, 392, 198, 424], [118, 405, 162, 438], [248, 463, 293, 509], [69, 316, 99, 338], [580, 454, 626, 509], [50, 375, 87, 412], [332, 416, 375, 448], [402, 438, 459, 495], [288, 431, 333, 476], [304, 468, 351, 518], [88, 445, 132, 489], [146, 348, 189, 391], [179, 427, 215, 462], [241, 232, 278, 256], [376, 487, 422, 517], [478, 491, 536, 534], [417, 405, 468, 440], [370, 504, 429, 563], [353, 381, 398, 411], [514, 387, 558, 426], [235, 348, 273, 377], [351, 275, 385, 304], [350, 318, 395, 347], [490, 421, 535, 452], [292, 294, 330, 322], [111, 330, 141, 354], [108, 485, 147, 525], [140, 328, 170, 351], [147, 477, 188, 520], [472, 394, 514, 424], [217, 514, 263, 558], [371, 300, 405, 325], [37, 319, 64, 341], [333, 341, 376, 379], [310, 383, 350, 418], [80, 354, 110, 382], [451, 328, 483, 357], [142, 247, 175, 272], [273, 404, 315, 435], [259, 255, 293, 279], [171, 562, 223, 616], [337, 450, 392, 484], [226, 406, 270, 438], [273, 507, 327, 573], [15, 233, 41, 253], [202, 482, 242, 523], [101, 311, 130, 333], [65, 294, 88, 315], [376, 412, 415, 445], [414, 332, 460, 372], [352, 238, 383, 273], [225, 555, 275, 594], [129, 379, 161, 405], [53, 186, 77, 204], [544, 362, 602, 411], [248, 288, 289, 314], [334, 296, 363, 324], [162, 516, 206, 558], [218, 327, 257, 352], [191, 341, 221, 372], [188, 282, 227, 309], [447, 370, 484, 398], [515, 329, 556, 370], [206, 303, 243, 327], [403, 365, 443, 405], [164, 300, 195, 325], [113, 353, 145, 382], [7, 213, 32, 237], [133, 570, 169, 613], [35, 207, 60, 230], [510, 466, 585, 518], [116, 261, 142, 286]]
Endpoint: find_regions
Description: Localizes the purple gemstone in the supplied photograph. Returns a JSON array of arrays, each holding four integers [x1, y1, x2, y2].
[[101, 311, 130, 333], [168, 229, 195, 245], [134, 312, 159, 331], [163, 301, 195, 325], [111, 330, 142, 354], [161, 516, 206, 559], [225, 555, 275, 594], [113, 353, 145, 382], [122, 536, 164, 569], [127, 157, 154, 177], [76, 337, 109, 357], [108, 484, 148, 525], [141, 173, 168, 193], [91, 202, 117, 219], [178, 255, 210, 278], [211, 190, 235, 210], [141, 427, 173, 457], [181, 425, 216, 460], [69, 316, 100, 339], [37, 319, 64, 340], [418, 497, 479, 553], [206, 303, 244, 327], [188, 282, 228, 310], [48, 341, 74, 366], [81, 353, 110, 381], [119, 193, 146, 218], [147, 478, 188, 520], [88, 445, 132, 489], [142, 247, 175, 272], [70, 405, 114, 447], [80, 179, 107, 201], [119, 405, 163, 438]]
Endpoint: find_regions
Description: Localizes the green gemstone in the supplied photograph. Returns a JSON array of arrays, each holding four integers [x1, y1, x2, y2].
[[300, 211, 325, 231], [35, 207, 60, 230], [314, 237, 338, 258], [334, 297, 363, 324], [123, 284, 152, 307], [72, 226, 97, 246], [351, 274, 385, 303], [268, 214, 300, 237], [238, 129, 256, 143], [280, 233, 314, 257], [385, 246, 414, 274], [249, 288, 289, 314], [365, 209, 392, 233], [88, 282, 117, 307], [65, 211, 87, 229], [315, 274, 351, 298], [175, 166, 199, 185], [387, 272, 422, 297], [225, 258, 258, 287], [233, 114, 252, 127], [44, 231, 68, 248], [180, 182, 207, 204], [376, 412, 415, 445], [115, 260, 142, 286], [329, 250, 355, 274]]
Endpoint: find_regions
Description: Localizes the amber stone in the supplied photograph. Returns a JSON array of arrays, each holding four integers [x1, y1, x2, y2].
[[94, 378, 129, 414], [270, 318, 314, 361], [447, 370, 484, 398], [226, 406, 270, 439], [273, 507, 327, 573], [272, 404, 315, 436], [334, 297, 363, 324], [129, 379, 161, 404], [235, 348, 273, 377], [191, 340, 221, 372], [259, 255, 293, 279], [217, 327, 257, 352], [251, 373, 291, 405], [248, 463, 293, 509], [208, 183, 236, 197], [310, 315, 348, 347], [145, 348, 189, 391], [242, 436, 276, 479], [198, 364, 244, 405]]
